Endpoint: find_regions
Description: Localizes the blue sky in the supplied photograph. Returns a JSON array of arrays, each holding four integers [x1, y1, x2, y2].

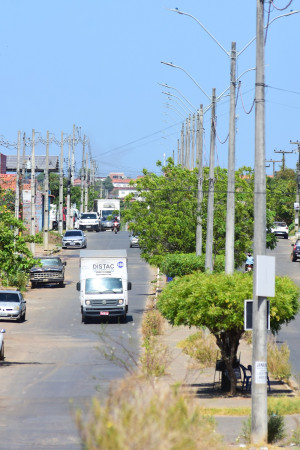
[[0, 0, 299, 178]]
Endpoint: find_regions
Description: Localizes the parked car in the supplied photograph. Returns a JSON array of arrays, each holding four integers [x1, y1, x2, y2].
[[0, 290, 26, 322], [291, 239, 300, 262], [271, 221, 289, 239], [62, 230, 87, 249], [78, 212, 101, 232], [0, 329, 5, 360], [30, 256, 66, 288], [129, 234, 139, 248]]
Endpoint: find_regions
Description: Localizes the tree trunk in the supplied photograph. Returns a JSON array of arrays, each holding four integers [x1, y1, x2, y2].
[[215, 330, 243, 396]]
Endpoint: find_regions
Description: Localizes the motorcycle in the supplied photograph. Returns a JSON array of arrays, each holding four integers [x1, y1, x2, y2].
[[245, 264, 253, 272], [112, 221, 119, 234]]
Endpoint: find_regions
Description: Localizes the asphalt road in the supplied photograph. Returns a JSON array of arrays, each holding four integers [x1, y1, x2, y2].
[[267, 237, 300, 376], [0, 230, 151, 450]]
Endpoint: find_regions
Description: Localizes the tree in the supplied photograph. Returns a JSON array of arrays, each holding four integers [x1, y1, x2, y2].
[[157, 271, 299, 395], [267, 168, 296, 226], [103, 176, 114, 193], [0, 206, 38, 288]]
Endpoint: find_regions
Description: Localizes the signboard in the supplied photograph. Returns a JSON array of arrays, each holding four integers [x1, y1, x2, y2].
[[294, 202, 299, 211], [244, 299, 270, 331], [256, 255, 275, 297], [255, 361, 268, 384]]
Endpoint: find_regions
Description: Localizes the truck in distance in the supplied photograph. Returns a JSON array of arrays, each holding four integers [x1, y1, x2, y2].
[[76, 249, 131, 324]]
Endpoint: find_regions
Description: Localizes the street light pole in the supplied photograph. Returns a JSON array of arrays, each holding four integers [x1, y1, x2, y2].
[[252, 0, 267, 443], [205, 89, 216, 272]]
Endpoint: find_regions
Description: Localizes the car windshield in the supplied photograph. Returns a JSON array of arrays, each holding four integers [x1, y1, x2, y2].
[[64, 231, 83, 237], [38, 258, 62, 266], [274, 222, 286, 227], [85, 277, 123, 294], [80, 214, 97, 219], [0, 293, 20, 302]]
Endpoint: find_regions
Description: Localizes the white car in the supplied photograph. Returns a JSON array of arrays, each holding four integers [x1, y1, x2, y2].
[[271, 221, 289, 239], [78, 213, 101, 232], [0, 329, 5, 360], [0, 290, 26, 322]]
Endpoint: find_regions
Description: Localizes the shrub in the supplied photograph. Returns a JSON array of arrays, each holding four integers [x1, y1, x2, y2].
[[159, 253, 225, 278], [141, 309, 164, 339], [267, 337, 291, 381], [240, 411, 286, 444], [140, 337, 169, 377], [76, 378, 226, 450], [178, 330, 219, 368]]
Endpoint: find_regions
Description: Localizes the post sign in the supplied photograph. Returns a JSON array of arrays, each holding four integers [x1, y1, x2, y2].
[[244, 299, 270, 331], [294, 202, 299, 211]]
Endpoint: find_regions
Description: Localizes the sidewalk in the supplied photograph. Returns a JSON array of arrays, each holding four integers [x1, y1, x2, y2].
[[158, 320, 300, 447]]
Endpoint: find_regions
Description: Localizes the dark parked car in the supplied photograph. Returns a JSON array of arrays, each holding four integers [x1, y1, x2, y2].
[[62, 230, 87, 249], [30, 257, 66, 288], [0, 290, 26, 322], [291, 239, 300, 262]]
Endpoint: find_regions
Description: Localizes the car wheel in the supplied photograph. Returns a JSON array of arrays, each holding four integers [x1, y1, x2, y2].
[[31, 282, 36, 289], [21, 312, 26, 322], [82, 314, 87, 324], [0, 343, 4, 361], [59, 281, 64, 288], [285, 234, 288, 239]]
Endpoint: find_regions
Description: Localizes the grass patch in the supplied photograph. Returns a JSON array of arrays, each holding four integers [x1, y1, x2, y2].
[[140, 336, 169, 377], [76, 377, 227, 449], [268, 336, 291, 382], [141, 308, 164, 339], [177, 330, 218, 368]]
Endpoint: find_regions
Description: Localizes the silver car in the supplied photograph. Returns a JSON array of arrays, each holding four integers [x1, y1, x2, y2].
[[62, 230, 87, 249], [129, 234, 139, 248], [0, 290, 26, 322]]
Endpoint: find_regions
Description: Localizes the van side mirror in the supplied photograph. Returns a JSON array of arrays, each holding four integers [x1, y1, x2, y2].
[[76, 282, 80, 291], [127, 281, 132, 291]]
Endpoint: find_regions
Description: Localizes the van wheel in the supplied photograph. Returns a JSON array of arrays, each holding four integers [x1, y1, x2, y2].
[[0, 344, 4, 361], [120, 314, 127, 324]]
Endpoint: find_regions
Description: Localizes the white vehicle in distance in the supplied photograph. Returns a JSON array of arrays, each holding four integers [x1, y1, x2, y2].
[[271, 221, 289, 239], [0, 290, 26, 322], [62, 230, 87, 249], [78, 212, 101, 232], [129, 234, 139, 248]]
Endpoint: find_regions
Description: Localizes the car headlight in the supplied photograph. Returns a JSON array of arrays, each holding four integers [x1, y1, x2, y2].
[[85, 300, 91, 305], [118, 299, 124, 305], [13, 306, 20, 311]]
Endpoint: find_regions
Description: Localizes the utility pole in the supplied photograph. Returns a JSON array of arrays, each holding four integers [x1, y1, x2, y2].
[[66, 137, 72, 230], [290, 141, 300, 234], [84, 145, 88, 212], [30, 129, 36, 255], [15, 131, 21, 221], [265, 159, 281, 177], [191, 113, 195, 169], [196, 105, 204, 256], [58, 132, 64, 235], [180, 123, 184, 166], [21, 132, 26, 221], [44, 130, 50, 251], [252, 0, 267, 443], [205, 88, 216, 272], [274, 148, 293, 171], [71, 124, 75, 186], [80, 136, 85, 214], [225, 42, 237, 274], [184, 117, 189, 168]]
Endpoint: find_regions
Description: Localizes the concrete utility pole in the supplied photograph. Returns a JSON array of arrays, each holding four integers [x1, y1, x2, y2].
[[71, 124, 76, 186], [252, 0, 267, 443], [180, 123, 185, 165], [196, 105, 204, 256], [177, 139, 180, 165], [44, 131, 50, 251], [205, 88, 216, 272], [58, 132, 64, 235], [290, 141, 300, 234], [265, 159, 281, 177], [225, 42, 237, 275], [80, 136, 85, 214], [274, 148, 293, 171], [84, 147, 88, 212], [66, 137, 72, 230], [185, 117, 189, 168], [191, 114, 195, 169], [30, 129, 36, 255], [21, 133, 26, 221], [15, 131, 21, 221]]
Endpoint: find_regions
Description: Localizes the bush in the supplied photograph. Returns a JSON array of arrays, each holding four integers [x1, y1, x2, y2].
[[140, 337, 169, 377], [267, 337, 291, 381], [76, 377, 226, 450], [159, 253, 225, 278], [240, 410, 286, 444], [178, 330, 219, 368], [141, 309, 164, 339]]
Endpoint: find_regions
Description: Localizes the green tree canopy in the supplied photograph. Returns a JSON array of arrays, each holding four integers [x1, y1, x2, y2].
[[157, 271, 299, 395]]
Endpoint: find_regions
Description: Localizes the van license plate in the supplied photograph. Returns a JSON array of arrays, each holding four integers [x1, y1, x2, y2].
[[100, 311, 109, 316]]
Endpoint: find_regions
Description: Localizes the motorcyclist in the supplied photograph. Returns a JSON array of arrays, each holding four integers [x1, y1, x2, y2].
[[245, 252, 254, 271], [112, 216, 120, 233]]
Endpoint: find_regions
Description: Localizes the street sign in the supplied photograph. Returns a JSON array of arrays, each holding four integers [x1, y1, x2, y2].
[[244, 299, 270, 331]]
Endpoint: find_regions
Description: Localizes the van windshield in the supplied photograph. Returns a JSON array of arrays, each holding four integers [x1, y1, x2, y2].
[[85, 277, 123, 294]]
